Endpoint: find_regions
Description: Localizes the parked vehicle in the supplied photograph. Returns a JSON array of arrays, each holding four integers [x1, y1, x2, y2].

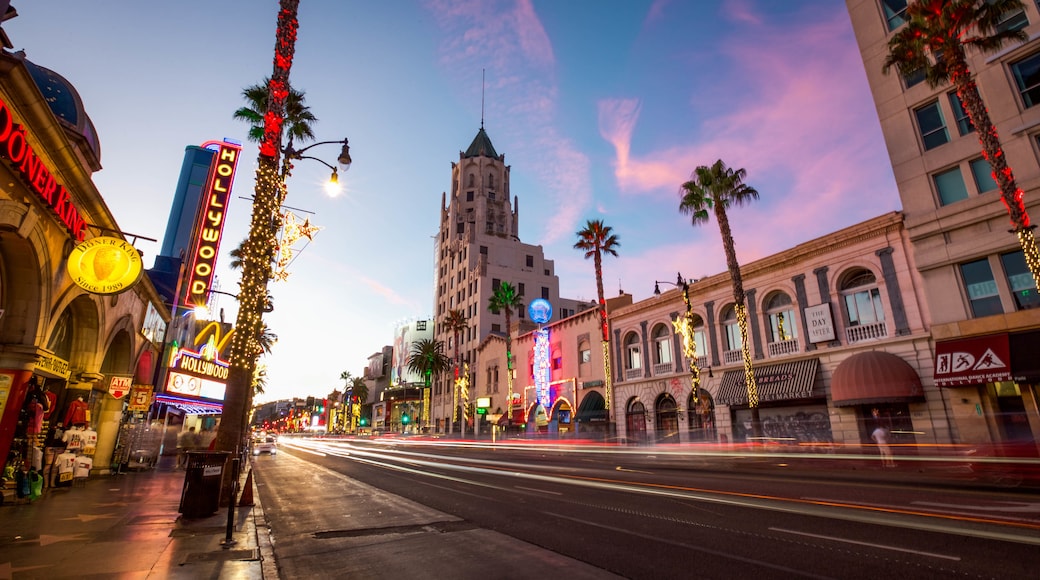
[[253, 435, 277, 456]]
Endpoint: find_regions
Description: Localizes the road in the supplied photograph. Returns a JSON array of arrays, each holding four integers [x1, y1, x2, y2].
[[252, 437, 1040, 579]]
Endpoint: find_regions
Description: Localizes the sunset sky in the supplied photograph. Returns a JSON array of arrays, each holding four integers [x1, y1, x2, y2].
[[8, 0, 899, 403]]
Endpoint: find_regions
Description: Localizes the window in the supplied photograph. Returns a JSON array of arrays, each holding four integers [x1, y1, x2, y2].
[[993, 0, 1028, 33], [841, 270, 886, 326], [492, 323, 501, 333], [721, 307, 741, 351], [948, 92, 974, 135], [625, 333, 641, 370], [1000, 251, 1040, 310], [492, 278, 500, 290], [518, 303, 525, 319], [903, 67, 925, 89], [881, 0, 907, 31], [934, 166, 970, 206], [488, 192, 496, 201], [518, 283, 525, 296], [466, 191, 474, 202], [1011, 52, 1040, 108], [961, 258, 1003, 317], [480, 245, 487, 255], [969, 158, 998, 193], [580, 346, 591, 363], [652, 324, 672, 365], [488, 173, 495, 189], [526, 255, 534, 267], [456, 222, 464, 234], [764, 292, 797, 342], [541, 287, 550, 299], [915, 101, 949, 150], [468, 174, 475, 187]]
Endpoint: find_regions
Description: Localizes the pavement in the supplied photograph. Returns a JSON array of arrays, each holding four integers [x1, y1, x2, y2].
[[0, 455, 270, 580]]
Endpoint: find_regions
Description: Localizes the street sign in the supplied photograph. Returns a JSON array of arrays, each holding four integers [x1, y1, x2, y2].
[[109, 376, 132, 399], [476, 407, 487, 415]]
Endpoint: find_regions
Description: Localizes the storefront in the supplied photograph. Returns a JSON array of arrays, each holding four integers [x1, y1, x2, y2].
[[716, 359, 831, 443], [935, 332, 1040, 452], [0, 52, 168, 502], [830, 350, 925, 446]]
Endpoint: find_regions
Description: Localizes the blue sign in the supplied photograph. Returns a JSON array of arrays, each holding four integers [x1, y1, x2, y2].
[[528, 298, 552, 324]]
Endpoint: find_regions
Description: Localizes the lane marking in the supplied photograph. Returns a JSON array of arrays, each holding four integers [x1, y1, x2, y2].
[[912, 501, 1040, 514], [769, 527, 960, 561], [616, 466, 654, 474], [515, 486, 562, 495]]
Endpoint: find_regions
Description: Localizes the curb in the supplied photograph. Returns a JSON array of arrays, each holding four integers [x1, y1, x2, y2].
[[251, 462, 280, 580]]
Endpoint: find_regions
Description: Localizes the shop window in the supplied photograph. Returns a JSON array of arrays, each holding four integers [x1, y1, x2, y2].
[[915, 100, 949, 150], [764, 292, 798, 342], [721, 306, 741, 351], [624, 332, 641, 370], [1000, 250, 1040, 310], [960, 258, 1004, 317]]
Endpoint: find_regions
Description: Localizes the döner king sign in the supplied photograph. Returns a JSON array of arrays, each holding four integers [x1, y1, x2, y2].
[[66, 236, 143, 295], [183, 140, 241, 308], [0, 97, 87, 241]]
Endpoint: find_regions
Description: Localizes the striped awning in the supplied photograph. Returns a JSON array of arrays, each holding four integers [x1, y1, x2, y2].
[[716, 358, 820, 406]]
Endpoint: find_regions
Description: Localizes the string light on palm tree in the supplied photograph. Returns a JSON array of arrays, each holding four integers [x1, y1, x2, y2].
[[487, 282, 522, 423], [655, 272, 701, 405]]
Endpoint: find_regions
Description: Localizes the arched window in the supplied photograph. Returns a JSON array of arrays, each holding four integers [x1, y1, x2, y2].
[[623, 331, 641, 370], [764, 291, 797, 342], [841, 269, 885, 327], [468, 173, 475, 188], [655, 394, 678, 441], [651, 323, 672, 366], [721, 305, 740, 351], [488, 173, 495, 189], [691, 314, 708, 365]]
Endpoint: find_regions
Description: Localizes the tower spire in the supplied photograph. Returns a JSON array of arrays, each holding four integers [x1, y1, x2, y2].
[[480, 68, 485, 129]]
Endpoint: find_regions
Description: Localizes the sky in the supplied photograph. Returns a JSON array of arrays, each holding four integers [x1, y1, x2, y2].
[[7, 0, 900, 404]]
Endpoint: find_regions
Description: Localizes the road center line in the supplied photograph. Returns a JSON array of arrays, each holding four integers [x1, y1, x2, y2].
[[515, 486, 562, 495], [769, 527, 961, 561]]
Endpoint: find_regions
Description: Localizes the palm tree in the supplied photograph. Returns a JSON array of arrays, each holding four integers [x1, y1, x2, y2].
[[350, 376, 369, 407], [487, 282, 523, 421], [407, 338, 452, 389], [679, 159, 762, 440], [233, 78, 318, 147], [574, 219, 620, 424], [443, 309, 468, 432], [883, 0, 1040, 286]]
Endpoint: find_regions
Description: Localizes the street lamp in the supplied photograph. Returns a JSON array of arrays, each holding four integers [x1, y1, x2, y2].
[[284, 139, 351, 195], [653, 272, 702, 405]]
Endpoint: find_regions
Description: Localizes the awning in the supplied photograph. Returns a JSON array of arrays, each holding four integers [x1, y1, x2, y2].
[[716, 359, 819, 406], [155, 394, 224, 415], [831, 351, 923, 407], [1010, 330, 1040, 383], [574, 392, 607, 422], [934, 334, 1011, 387]]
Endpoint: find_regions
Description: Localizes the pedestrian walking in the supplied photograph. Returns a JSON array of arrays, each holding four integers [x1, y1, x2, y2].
[[871, 424, 895, 467], [176, 426, 197, 469]]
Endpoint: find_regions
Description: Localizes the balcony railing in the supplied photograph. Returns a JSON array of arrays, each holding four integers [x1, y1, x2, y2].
[[625, 368, 643, 380], [846, 321, 887, 344], [767, 338, 800, 358], [653, 362, 673, 375], [723, 349, 743, 365]]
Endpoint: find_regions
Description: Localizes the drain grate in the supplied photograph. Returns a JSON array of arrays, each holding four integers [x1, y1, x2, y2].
[[182, 548, 259, 563], [314, 520, 476, 539]]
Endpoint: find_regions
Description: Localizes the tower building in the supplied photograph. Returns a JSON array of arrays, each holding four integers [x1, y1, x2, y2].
[[430, 127, 565, 430]]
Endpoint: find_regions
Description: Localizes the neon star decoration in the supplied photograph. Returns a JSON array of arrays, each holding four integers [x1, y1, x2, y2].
[[273, 211, 321, 281]]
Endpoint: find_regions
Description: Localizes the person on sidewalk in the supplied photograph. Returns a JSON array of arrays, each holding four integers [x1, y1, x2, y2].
[[176, 427, 196, 469], [871, 424, 895, 468]]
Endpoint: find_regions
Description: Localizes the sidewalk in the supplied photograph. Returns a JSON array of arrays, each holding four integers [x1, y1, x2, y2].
[[0, 457, 271, 579]]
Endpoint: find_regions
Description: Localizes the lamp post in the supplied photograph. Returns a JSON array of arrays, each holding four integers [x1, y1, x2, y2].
[[654, 272, 702, 417]]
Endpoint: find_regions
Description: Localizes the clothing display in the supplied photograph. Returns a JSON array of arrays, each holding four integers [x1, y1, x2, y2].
[[28, 401, 44, 435], [79, 429, 98, 455], [73, 456, 93, 478], [55, 451, 76, 483], [62, 427, 84, 451], [63, 398, 89, 427]]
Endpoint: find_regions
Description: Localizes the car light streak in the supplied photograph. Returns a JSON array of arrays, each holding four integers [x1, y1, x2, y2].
[[769, 527, 960, 561], [283, 437, 1040, 546]]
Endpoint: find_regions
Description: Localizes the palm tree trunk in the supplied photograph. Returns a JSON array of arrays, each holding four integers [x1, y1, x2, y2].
[[952, 61, 1040, 287], [714, 204, 761, 440], [593, 250, 613, 427], [505, 309, 514, 425]]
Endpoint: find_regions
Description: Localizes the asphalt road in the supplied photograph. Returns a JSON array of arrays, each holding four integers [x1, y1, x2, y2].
[[253, 437, 1040, 580]]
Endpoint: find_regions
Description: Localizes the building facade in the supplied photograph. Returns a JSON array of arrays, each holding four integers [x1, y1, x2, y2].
[[610, 213, 943, 447], [0, 49, 169, 494], [847, 0, 1040, 448], [430, 127, 564, 431]]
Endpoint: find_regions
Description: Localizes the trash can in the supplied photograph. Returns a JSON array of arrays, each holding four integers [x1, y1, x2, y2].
[[178, 451, 229, 518]]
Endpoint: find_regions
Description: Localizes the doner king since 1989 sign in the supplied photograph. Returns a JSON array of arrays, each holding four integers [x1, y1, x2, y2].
[[66, 236, 143, 295]]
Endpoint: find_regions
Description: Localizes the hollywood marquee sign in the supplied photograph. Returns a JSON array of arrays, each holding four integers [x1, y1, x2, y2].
[[183, 140, 241, 308], [0, 97, 87, 241]]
